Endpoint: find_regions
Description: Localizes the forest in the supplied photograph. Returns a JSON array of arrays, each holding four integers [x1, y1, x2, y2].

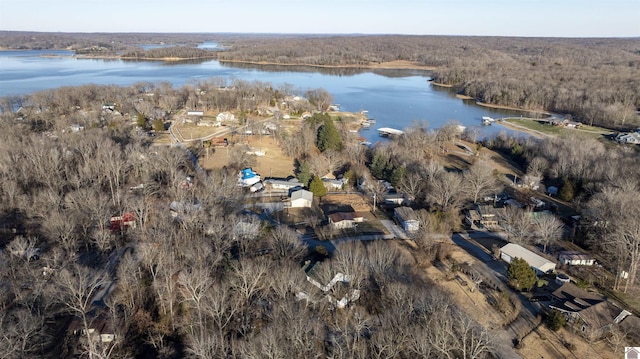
[[0, 81, 500, 358]]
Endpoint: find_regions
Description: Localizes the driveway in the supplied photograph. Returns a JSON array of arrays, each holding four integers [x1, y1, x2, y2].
[[452, 232, 543, 350], [379, 219, 409, 239]]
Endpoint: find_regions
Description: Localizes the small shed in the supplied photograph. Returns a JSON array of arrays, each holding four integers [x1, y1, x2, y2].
[[394, 206, 419, 233], [500, 243, 556, 274], [559, 251, 595, 266], [290, 189, 313, 208]]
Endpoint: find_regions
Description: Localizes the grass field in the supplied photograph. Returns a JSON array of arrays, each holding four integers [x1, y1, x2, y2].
[[502, 117, 611, 139]]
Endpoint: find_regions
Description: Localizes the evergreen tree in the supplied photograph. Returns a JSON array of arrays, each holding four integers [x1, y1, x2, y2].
[[370, 151, 389, 179], [316, 117, 342, 152], [559, 176, 575, 202], [296, 160, 312, 187], [309, 175, 328, 197], [390, 166, 407, 187], [136, 113, 147, 128], [546, 309, 567, 331], [507, 257, 537, 291], [152, 119, 165, 132]]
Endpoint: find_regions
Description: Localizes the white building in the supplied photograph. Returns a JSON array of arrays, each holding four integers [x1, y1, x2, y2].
[[265, 178, 303, 191], [559, 251, 595, 266], [216, 111, 235, 123], [394, 207, 419, 233], [500, 243, 556, 275], [290, 189, 313, 208]]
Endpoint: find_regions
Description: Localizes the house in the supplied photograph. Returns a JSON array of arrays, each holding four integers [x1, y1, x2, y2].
[[216, 111, 234, 123], [265, 178, 303, 191], [549, 282, 632, 341], [474, 204, 505, 227], [558, 251, 595, 266], [329, 212, 364, 229], [394, 206, 419, 233], [238, 168, 261, 187], [323, 178, 346, 190], [547, 186, 559, 196], [383, 193, 407, 206], [296, 261, 361, 310], [68, 311, 117, 344], [499, 243, 556, 274], [102, 103, 115, 111], [110, 212, 136, 232], [616, 132, 640, 144], [290, 189, 313, 208], [187, 110, 204, 116]]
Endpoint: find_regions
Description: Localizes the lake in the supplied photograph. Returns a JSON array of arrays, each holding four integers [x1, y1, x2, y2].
[[0, 50, 532, 142]]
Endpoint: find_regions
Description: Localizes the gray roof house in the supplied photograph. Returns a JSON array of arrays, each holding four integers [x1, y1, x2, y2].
[[500, 243, 556, 274], [394, 206, 419, 233]]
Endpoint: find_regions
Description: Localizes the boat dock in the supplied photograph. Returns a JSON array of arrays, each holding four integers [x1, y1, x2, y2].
[[378, 127, 405, 137]]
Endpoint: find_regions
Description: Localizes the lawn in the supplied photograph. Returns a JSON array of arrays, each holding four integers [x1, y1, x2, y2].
[[502, 117, 610, 139]]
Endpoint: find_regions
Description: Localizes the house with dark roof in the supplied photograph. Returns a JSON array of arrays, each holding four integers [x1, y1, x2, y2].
[[328, 212, 364, 229], [549, 282, 632, 341]]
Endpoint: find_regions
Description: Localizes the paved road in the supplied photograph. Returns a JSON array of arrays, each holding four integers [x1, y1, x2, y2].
[[452, 232, 543, 355]]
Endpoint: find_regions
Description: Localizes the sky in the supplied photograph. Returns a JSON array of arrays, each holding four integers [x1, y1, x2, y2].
[[1, 0, 639, 37]]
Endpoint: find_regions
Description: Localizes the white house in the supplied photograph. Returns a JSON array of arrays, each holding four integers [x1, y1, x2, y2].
[[394, 207, 419, 233], [187, 110, 204, 116], [290, 189, 313, 208], [216, 111, 235, 123], [500, 243, 556, 274], [323, 178, 346, 190], [265, 178, 303, 191], [559, 251, 595, 266], [616, 132, 640, 144], [329, 212, 364, 229]]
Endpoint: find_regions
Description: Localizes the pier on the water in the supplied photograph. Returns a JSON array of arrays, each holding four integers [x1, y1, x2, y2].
[[378, 127, 405, 137]]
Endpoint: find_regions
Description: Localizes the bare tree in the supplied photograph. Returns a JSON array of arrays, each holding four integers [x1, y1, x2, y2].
[[463, 160, 500, 204], [396, 171, 425, 205], [499, 206, 532, 245], [0, 309, 47, 359], [426, 171, 464, 212], [588, 186, 640, 292], [55, 264, 108, 359], [532, 213, 564, 253], [268, 225, 307, 262]]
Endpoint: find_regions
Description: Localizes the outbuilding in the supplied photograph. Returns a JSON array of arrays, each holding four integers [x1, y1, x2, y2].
[[500, 243, 556, 275], [290, 189, 313, 208]]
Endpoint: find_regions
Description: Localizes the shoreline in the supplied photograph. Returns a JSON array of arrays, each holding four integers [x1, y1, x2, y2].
[[217, 58, 436, 71], [475, 101, 551, 116]]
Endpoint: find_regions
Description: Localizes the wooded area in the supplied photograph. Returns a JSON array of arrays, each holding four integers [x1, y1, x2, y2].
[[0, 82, 501, 358]]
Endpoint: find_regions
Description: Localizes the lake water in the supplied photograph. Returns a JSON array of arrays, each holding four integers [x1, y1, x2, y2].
[[0, 50, 530, 142]]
